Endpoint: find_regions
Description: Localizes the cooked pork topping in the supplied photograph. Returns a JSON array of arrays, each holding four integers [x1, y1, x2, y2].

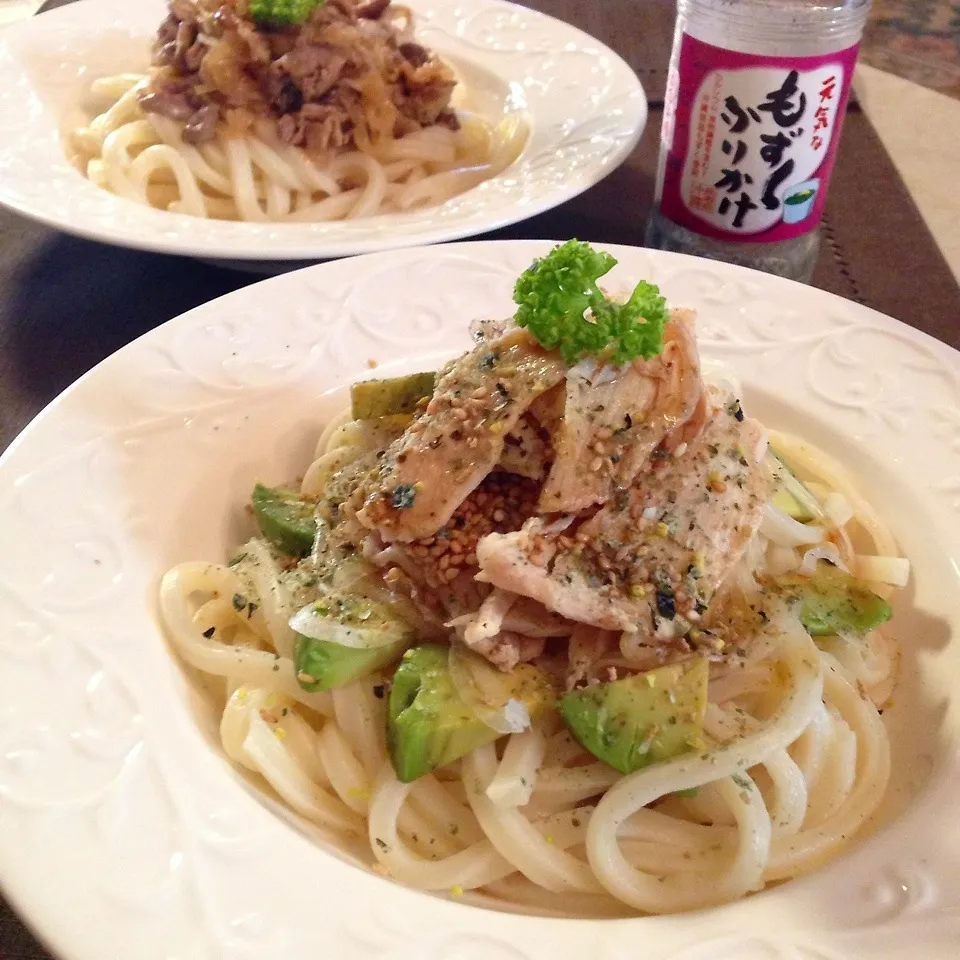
[[139, 0, 458, 151]]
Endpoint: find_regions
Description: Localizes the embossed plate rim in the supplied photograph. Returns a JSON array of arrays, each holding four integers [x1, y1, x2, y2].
[[0, 0, 647, 260], [0, 242, 958, 960]]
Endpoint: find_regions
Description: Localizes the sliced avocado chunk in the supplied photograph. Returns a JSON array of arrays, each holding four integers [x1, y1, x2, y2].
[[771, 486, 815, 522], [350, 372, 436, 420], [252, 484, 316, 557], [774, 561, 892, 636], [294, 634, 408, 692], [292, 592, 414, 691], [387, 645, 554, 783], [559, 658, 708, 775], [766, 448, 821, 522]]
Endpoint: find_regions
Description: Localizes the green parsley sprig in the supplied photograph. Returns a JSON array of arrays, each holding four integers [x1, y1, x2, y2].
[[250, 0, 325, 28], [512, 240, 669, 365]]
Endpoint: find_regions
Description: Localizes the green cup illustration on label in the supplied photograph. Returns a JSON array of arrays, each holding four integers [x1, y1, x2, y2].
[[782, 179, 820, 224]]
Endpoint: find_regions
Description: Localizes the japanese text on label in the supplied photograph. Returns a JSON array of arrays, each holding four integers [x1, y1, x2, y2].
[[680, 65, 844, 235]]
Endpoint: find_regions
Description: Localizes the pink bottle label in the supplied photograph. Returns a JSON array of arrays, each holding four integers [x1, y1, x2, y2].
[[659, 33, 860, 243]]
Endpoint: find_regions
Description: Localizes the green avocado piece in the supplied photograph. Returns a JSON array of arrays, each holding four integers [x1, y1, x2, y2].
[[294, 634, 409, 692], [771, 485, 815, 522], [559, 658, 708, 775], [350, 372, 436, 420], [387, 645, 554, 783], [252, 484, 316, 557], [388, 645, 498, 784], [774, 561, 892, 636], [767, 449, 820, 522]]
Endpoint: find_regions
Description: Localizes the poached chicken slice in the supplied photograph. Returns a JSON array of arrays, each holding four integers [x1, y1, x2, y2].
[[476, 395, 773, 637], [537, 314, 703, 514], [354, 329, 565, 542]]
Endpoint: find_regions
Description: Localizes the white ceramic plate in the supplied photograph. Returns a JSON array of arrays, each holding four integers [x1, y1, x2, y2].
[[0, 0, 646, 262], [0, 241, 958, 960]]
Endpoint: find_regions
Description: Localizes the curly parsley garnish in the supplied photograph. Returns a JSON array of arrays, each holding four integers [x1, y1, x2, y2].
[[513, 240, 669, 365], [250, 0, 325, 27]]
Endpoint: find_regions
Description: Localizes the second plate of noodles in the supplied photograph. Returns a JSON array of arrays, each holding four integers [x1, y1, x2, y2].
[[68, 0, 528, 222], [0, 0, 648, 259]]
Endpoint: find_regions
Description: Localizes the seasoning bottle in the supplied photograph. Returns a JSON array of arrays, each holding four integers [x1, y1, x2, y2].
[[646, 0, 871, 282]]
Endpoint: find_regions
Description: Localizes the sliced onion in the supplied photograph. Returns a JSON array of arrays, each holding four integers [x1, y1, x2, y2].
[[817, 631, 867, 680], [234, 538, 297, 659], [855, 555, 910, 588], [330, 555, 378, 592], [823, 492, 854, 528], [798, 542, 847, 576], [448, 642, 545, 735], [289, 595, 409, 649], [541, 514, 577, 535], [329, 555, 441, 638], [760, 502, 825, 547], [766, 543, 799, 576]]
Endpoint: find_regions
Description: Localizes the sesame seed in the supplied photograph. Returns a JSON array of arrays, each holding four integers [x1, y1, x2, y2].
[[590, 457, 603, 472]]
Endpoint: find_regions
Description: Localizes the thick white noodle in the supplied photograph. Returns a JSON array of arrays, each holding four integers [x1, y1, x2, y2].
[[69, 74, 519, 222], [464, 744, 603, 894], [159, 562, 333, 715], [368, 765, 515, 889], [220, 686, 361, 834], [584, 621, 822, 912]]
